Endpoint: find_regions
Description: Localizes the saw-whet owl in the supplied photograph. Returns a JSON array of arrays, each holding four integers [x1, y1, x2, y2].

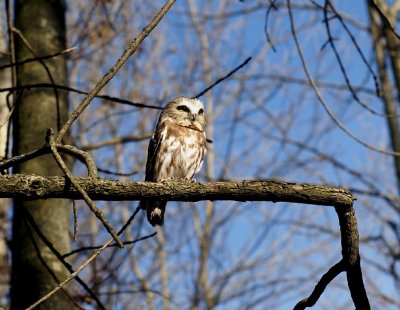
[[139, 96, 207, 226]]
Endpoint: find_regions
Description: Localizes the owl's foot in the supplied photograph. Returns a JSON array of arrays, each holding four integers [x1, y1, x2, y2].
[[183, 177, 196, 183], [160, 178, 174, 184]]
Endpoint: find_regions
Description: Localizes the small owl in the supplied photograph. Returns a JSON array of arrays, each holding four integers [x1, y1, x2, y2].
[[139, 97, 207, 226]]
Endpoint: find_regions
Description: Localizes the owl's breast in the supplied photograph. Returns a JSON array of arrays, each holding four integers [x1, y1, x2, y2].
[[155, 124, 206, 181]]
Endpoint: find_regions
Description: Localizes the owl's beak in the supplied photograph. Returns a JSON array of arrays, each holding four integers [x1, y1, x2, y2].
[[190, 113, 196, 121]]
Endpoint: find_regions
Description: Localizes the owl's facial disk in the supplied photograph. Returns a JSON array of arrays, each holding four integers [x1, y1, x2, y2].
[[165, 97, 206, 132]]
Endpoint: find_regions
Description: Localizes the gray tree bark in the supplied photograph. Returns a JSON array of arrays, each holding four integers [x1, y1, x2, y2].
[[10, 0, 73, 309]]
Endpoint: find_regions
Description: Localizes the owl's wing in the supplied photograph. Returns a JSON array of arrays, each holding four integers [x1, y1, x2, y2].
[[144, 123, 166, 181], [144, 134, 158, 182], [141, 126, 167, 225]]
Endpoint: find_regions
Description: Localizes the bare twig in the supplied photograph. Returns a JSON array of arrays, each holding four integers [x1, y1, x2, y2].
[[264, 0, 278, 52], [46, 128, 123, 247], [62, 232, 157, 258], [96, 167, 138, 177], [55, 0, 177, 143], [248, 73, 377, 95], [194, 57, 252, 98], [80, 133, 153, 151], [0, 142, 97, 177], [0, 47, 76, 71], [0, 83, 163, 109], [12, 27, 62, 130], [72, 200, 78, 241]]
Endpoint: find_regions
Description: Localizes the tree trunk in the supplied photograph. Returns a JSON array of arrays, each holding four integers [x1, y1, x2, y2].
[[367, 0, 400, 195], [10, 0, 73, 309]]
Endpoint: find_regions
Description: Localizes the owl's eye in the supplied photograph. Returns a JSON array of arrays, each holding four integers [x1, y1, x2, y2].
[[198, 109, 204, 114], [177, 105, 191, 113]]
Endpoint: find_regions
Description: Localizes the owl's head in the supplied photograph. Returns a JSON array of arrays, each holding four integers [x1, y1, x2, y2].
[[160, 97, 206, 132]]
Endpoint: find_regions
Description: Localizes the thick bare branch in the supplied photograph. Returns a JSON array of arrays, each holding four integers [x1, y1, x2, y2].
[[0, 174, 354, 206], [335, 205, 370, 309]]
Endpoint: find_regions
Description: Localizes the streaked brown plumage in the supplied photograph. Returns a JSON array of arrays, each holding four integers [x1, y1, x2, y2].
[[139, 97, 207, 226]]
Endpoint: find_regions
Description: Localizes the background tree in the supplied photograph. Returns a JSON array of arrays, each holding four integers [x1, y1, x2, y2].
[[10, 0, 72, 308]]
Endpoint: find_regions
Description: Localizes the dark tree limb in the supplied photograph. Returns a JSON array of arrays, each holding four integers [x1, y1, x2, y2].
[[293, 260, 345, 310], [335, 205, 370, 309]]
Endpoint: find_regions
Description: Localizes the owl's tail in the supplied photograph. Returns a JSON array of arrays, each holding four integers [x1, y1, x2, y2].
[[139, 200, 167, 226]]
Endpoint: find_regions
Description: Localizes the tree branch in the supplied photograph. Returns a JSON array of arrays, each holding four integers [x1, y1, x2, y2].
[[0, 174, 354, 205]]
